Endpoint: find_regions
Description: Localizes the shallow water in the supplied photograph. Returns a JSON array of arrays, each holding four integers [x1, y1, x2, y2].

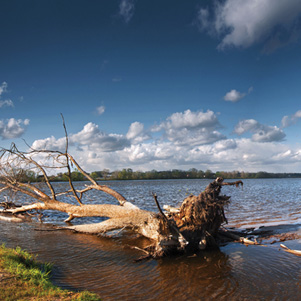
[[1, 179, 300, 300]]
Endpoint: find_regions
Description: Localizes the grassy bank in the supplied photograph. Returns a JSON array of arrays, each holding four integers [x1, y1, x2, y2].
[[0, 244, 100, 301]]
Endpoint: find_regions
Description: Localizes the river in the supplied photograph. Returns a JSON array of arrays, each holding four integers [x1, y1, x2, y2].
[[0, 179, 300, 300]]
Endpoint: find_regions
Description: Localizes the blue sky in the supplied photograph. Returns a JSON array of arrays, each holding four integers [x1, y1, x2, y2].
[[1, 0, 301, 173]]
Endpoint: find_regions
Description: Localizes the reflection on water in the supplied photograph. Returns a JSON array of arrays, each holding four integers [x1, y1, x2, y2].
[[0, 179, 300, 300]]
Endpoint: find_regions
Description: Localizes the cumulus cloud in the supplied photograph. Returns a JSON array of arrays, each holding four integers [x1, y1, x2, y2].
[[126, 121, 151, 144], [28, 110, 301, 173], [281, 110, 301, 128], [153, 109, 225, 146], [96, 105, 105, 115], [197, 0, 301, 51], [234, 119, 285, 142], [31, 136, 67, 152], [0, 118, 30, 139], [31, 122, 131, 155], [70, 122, 130, 152], [119, 0, 135, 23], [211, 138, 301, 171], [166, 109, 219, 129], [115, 137, 301, 172]]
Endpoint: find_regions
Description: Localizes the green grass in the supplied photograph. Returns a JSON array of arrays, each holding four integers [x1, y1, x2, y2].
[[0, 244, 101, 300]]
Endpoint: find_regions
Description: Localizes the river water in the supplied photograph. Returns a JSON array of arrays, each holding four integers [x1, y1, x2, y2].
[[0, 179, 300, 300]]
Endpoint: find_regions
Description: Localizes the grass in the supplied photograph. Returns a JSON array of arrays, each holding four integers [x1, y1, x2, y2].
[[0, 244, 101, 300]]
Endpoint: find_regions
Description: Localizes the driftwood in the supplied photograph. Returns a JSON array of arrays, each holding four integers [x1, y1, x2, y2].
[[218, 228, 259, 245], [280, 244, 301, 256], [0, 122, 245, 257]]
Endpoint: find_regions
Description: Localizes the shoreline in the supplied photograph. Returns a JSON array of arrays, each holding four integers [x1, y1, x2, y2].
[[0, 244, 101, 301]]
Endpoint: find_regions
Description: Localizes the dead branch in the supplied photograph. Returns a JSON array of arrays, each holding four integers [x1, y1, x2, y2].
[[218, 228, 259, 245], [221, 180, 243, 188], [280, 244, 301, 256], [61, 114, 82, 205], [152, 193, 168, 222]]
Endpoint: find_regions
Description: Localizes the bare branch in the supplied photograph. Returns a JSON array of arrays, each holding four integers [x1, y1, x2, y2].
[[0, 180, 50, 203], [67, 154, 98, 186], [152, 192, 168, 222], [60, 114, 82, 205], [0, 144, 57, 200]]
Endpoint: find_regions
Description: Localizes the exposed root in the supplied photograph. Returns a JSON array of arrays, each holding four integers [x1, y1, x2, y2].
[[174, 177, 238, 249]]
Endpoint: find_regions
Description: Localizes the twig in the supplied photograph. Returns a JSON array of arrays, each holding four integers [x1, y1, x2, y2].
[[61, 114, 82, 205], [152, 192, 168, 222]]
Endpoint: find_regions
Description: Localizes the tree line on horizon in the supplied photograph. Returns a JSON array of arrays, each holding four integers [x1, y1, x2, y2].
[[11, 168, 301, 183]]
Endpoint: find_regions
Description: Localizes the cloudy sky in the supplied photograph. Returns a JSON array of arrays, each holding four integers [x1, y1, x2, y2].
[[1, 0, 301, 173]]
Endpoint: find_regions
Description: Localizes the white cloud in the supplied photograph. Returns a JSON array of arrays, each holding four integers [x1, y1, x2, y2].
[[153, 109, 225, 146], [70, 122, 130, 152], [119, 0, 135, 23], [234, 119, 258, 135], [31, 136, 67, 152], [211, 138, 301, 171], [224, 89, 246, 102], [0, 118, 30, 139], [281, 110, 301, 128], [28, 110, 301, 173], [32, 123, 131, 154], [224, 86, 253, 102], [197, 0, 301, 51], [0, 82, 14, 108], [126, 121, 151, 144], [0, 82, 29, 139], [213, 139, 237, 151], [166, 109, 219, 129], [96, 105, 105, 115], [234, 119, 285, 142], [0, 82, 8, 96], [0, 99, 14, 108]]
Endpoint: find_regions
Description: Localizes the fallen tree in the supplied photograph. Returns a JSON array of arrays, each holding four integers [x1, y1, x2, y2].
[[0, 123, 245, 258]]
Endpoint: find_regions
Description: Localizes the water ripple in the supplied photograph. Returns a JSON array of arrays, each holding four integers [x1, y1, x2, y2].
[[0, 178, 300, 299]]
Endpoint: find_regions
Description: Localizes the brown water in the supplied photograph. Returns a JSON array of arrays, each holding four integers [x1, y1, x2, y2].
[[1, 179, 300, 300]]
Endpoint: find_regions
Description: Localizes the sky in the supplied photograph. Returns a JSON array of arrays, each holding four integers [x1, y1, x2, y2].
[[1, 0, 301, 173]]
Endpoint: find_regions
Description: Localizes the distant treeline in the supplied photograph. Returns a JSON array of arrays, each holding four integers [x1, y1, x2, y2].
[[13, 168, 301, 182]]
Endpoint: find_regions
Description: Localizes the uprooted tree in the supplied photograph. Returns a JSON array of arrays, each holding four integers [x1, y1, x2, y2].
[[0, 124, 245, 258]]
